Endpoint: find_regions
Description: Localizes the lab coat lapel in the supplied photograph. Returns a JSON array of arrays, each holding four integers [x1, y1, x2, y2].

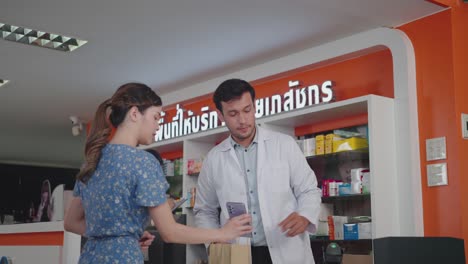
[[219, 137, 244, 176], [256, 127, 269, 185]]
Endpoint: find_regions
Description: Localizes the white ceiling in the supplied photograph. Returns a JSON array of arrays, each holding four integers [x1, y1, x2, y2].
[[0, 0, 444, 168]]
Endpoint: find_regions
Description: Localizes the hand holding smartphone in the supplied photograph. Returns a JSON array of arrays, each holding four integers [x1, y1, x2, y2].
[[226, 202, 247, 218], [226, 202, 251, 237]]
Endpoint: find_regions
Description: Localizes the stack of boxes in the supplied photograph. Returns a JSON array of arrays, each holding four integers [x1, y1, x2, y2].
[[297, 126, 369, 157], [350, 168, 370, 194], [326, 215, 372, 240], [343, 221, 372, 240]]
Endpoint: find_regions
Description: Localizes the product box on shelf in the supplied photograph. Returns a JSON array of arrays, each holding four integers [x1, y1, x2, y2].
[[343, 223, 359, 240], [187, 158, 203, 175], [303, 137, 316, 157], [350, 168, 370, 194], [358, 222, 372, 239], [327, 215, 348, 240], [338, 183, 352, 195], [325, 133, 343, 154], [322, 180, 343, 197], [343, 222, 372, 240], [174, 158, 183, 176], [333, 137, 368, 152], [362, 171, 371, 194], [315, 135, 325, 155], [317, 203, 334, 236], [164, 160, 175, 177]]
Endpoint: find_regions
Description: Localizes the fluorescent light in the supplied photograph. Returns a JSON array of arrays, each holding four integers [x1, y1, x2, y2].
[[0, 79, 9, 88], [0, 22, 87, 52]]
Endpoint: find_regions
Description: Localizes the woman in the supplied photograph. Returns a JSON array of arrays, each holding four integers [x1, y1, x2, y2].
[[65, 83, 251, 263], [34, 179, 52, 222]]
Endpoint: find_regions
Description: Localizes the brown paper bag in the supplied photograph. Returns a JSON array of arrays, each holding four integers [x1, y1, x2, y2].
[[208, 243, 251, 264]]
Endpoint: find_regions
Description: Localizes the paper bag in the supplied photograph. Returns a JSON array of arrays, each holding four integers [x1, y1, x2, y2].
[[208, 243, 251, 264]]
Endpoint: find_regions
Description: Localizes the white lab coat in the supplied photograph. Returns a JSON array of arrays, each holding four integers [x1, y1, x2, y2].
[[194, 127, 321, 264]]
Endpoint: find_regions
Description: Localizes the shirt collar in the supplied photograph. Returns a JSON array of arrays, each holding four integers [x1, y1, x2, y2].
[[230, 126, 258, 149]]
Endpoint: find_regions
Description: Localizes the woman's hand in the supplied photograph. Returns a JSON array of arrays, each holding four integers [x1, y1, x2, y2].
[[139, 231, 155, 250], [218, 214, 252, 243]]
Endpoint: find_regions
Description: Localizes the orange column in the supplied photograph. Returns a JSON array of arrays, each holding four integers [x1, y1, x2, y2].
[[400, 1, 468, 260], [399, 10, 462, 236], [449, 1, 468, 260]]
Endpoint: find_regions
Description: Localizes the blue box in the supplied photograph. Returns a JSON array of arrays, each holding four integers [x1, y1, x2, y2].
[[343, 223, 359, 240]]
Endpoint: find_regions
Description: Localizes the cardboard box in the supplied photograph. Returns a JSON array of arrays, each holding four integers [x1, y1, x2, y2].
[[304, 137, 316, 156], [325, 133, 343, 154], [343, 222, 372, 240], [342, 254, 373, 264], [358, 222, 372, 239], [327, 215, 348, 240], [333, 137, 368, 152], [343, 223, 359, 240], [315, 135, 325, 155], [316, 203, 333, 236]]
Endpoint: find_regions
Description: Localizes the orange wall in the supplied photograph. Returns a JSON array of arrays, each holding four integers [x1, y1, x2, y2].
[[399, 1, 468, 258], [449, 0, 468, 258], [399, 9, 462, 237]]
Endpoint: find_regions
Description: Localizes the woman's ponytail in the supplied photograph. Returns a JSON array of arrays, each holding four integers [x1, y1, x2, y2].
[[76, 99, 112, 182]]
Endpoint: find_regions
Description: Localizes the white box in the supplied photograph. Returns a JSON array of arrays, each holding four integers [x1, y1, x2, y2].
[[358, 222, 372, 239]]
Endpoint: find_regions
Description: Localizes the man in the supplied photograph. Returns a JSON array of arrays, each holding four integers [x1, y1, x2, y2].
[[194, 79, 321, 264]]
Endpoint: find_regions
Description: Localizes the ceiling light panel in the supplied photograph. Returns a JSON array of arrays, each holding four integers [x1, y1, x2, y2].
[[0, 79, 9, 88], [0, 22, 87, 52]]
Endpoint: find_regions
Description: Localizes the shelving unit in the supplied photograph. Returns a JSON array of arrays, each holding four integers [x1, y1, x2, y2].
[[143, 94, 407, 264]]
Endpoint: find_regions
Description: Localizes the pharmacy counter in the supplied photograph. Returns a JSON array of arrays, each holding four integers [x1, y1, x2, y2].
[[0, 221, 80, 264]]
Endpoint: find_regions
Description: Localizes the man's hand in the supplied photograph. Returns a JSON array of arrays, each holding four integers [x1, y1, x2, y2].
[[278, 212, 310, 237], [139, 231, 155, 250]]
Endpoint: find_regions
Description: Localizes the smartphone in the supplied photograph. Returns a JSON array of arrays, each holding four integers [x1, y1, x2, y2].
[[171, 197, 187, 212], [226, 202, 247, 219]]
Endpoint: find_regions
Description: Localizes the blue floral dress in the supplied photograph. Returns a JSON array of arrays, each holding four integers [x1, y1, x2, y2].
[[73, 144, 169, 264]]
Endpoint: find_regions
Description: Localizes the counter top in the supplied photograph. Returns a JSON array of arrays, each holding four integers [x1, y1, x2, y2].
[[0, 221, 64, 234]]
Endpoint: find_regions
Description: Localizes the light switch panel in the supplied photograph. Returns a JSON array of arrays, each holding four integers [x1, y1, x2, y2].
[[425, 137, 447, 161], [427, 163, 448, 187], [462, 113, 468, 139]]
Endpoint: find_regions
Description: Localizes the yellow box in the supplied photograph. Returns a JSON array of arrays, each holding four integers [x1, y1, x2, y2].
[[315, 134, 324, 155], [325, 134, 334, 154], [333, 137, 368, 152], [325, 134, 343, 154]]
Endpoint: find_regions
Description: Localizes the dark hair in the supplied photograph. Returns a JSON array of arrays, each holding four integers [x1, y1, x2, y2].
[[213, 79, 255, 113], [77, 83, 162, 183], [146, 149, 164, 167]]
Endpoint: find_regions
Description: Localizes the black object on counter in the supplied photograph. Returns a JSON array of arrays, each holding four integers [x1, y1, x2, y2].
[[373, 236, 465, 264]]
